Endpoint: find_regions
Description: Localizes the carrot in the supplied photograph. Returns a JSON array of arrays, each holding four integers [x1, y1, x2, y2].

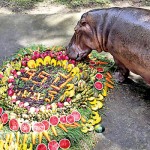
[[106, 72, 112, 78], [23, 134, 28, 145], [58, 124, 68, 132], [106, 77, 114, 84], [52, 76, 60, 84], [32, 80, 41, 84], [38, 132, 43, 144], [59, 77, 73, 89], [41, 71, 50, 76], [64, 124, 77, 128], [58, 72, 68, 79], [39, 74, 45, 78], [51, 126, 57, 136], [73, 122, 80, 127], [21, 77, 29, 81], [26, 71, 33, 76], [16, 131, 20, 144], [105, 82, 114, 89], [96, 61, 108, 65], [18, 54, 22, 57], [48, 90, 57, 95], [42, 131, 51, 142], [31, 132, 36, 145], [17, 91, 21, 96], [41, 77, 47, 84], [50, 85, 60, 91], [81, 116, 86, 123]]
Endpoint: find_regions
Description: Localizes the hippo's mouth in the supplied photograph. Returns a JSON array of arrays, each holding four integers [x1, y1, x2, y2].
[[76, 51, 90, 61]]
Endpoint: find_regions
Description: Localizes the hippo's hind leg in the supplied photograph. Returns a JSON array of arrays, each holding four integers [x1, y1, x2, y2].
[[114, 58, 129, 83]]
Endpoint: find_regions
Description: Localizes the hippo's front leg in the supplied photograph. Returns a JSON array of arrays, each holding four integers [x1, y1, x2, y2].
[[113, 58, 129, 83]]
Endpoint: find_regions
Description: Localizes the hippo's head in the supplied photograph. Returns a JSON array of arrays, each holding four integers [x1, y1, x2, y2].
[[66, 11, 102, 60]]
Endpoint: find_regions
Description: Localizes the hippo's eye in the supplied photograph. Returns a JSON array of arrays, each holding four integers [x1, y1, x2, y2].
[[80, 21, 86, 26]]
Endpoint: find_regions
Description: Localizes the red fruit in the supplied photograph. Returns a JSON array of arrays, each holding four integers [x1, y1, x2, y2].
[[18, 102, 24, 107], [36, 143, 47, 150], [31, 55, 37, 60], [59, 115, 67, 124], [97, 67, 104, 72], [42, 120, 50, 130], [0, 74, 4, 78], [66, 97, 71, 102], [20, 69, 25, 73], [49, 116, 59, 126], [48, 140, 59, 150], [21, 60, 27, 66], [57, 56, 61, 60], [0, 107, 3, 116], [94, 81, 103, 90], [8, 89, 15, 96], [8, 78, 15, 83], [66, 114, 75, 124], [32, 122, 45, 132], [20, 122, 31, 133], [59, 139, 71, 149], [57, 102, 64, 108], [1, 113, 8, 124], [33, 51, 41, 59], [95, 73, 103, 80], [11, 70, 17, 75], [64, 55, 69, 60], [24, 57, 30, 61], [9, 119, 19, 131], [49, 52, 55, 58], [69, 60, 76, 65], [40, 53, 45, 59], [71, 111, 81, 121], [90, 60, 96, 66]]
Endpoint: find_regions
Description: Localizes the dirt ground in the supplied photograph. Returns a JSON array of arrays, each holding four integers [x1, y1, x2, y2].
[[0, 1, 150, 150]]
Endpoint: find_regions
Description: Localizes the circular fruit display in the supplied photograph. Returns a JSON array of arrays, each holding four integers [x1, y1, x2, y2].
[[0, 46, 114, 150]]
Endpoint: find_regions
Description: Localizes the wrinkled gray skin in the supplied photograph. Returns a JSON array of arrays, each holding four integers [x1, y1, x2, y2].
[[66, 7, 150, 83]]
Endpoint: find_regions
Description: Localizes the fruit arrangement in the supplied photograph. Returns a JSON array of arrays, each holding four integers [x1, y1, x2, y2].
[[0, 45, 114, 150]]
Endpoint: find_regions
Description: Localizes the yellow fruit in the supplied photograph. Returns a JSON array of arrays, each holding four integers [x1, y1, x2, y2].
[[66, 84, 74, 91], [36, 58, 44, 67], [27, 60, 36, 68], [50, 59, 57, 67], [89, 99, 97, 105], [67, 64, 74, 72], [98, 94, 104, 100], [43, 56, 51, 65], [62, 60, 68, 69], [97, 101, 103, 109], [57, 60, 62, 66]]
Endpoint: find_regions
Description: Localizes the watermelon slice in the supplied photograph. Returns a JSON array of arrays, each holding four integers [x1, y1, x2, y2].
[[48, 140, 59, 150], [42, 120, 50, 130], [1, 113, 8, 124], [36, 143, 47, 150], [59, 139, 71, 149], [20, 122, 31, 133], [0, 107, 3, 116], [60, 115, 67, 124], [66, 114, 75, 124], [49, 116, 59, 126], [32, 122, 45, 132], [95, 73, 103, 80], [71, 111, 81, 121], [94, 81, 103, 90], [97, 67, 104, 72], [9, 119, 19, 131]]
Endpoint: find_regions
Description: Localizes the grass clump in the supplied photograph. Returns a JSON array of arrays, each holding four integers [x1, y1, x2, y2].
[[54, 0, 110, 8]]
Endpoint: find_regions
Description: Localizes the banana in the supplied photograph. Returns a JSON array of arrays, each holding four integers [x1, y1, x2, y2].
[[66, 84, 74, 91], [87, 97, 95, 101]]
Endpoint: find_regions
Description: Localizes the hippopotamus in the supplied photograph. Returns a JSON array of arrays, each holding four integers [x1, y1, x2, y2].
[[66, 7, 150, 84]]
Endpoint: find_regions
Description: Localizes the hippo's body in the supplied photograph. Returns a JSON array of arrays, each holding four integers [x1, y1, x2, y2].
[[66, 7, 150, 83]]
